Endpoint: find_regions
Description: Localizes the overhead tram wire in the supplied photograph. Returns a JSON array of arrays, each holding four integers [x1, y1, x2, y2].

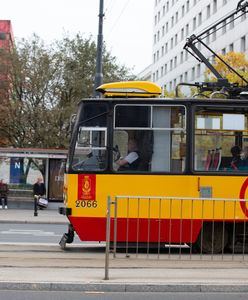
[[105, 0, 131, 39]]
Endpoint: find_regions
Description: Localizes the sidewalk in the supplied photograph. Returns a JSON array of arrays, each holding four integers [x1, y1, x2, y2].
[[0, 204, 67, 224], [1, 207, 248, 293]]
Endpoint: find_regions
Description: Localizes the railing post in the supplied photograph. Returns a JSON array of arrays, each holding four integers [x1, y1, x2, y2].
[[104, 195, 111, 280]]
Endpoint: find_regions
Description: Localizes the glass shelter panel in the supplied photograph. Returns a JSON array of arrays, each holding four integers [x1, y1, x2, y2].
[[194, 106, 248, 172], [113, 105, 186, 173]]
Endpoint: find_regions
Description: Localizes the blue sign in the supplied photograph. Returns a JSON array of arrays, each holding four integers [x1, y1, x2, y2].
[[10, 157, 22, 184]]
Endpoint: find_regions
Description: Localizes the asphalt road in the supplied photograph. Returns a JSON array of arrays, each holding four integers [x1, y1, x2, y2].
[[0, 291, 248, 300], [0, 223, 80, 244]]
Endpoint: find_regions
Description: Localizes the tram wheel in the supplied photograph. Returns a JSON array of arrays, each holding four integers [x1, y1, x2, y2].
[[195, 222, 229, 254]]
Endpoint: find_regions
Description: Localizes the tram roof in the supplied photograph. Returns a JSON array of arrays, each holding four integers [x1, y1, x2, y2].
[[96, 81, 162, 98]]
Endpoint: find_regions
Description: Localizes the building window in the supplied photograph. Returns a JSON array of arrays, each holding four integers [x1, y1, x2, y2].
[[180, 51, 184, 63], [186, 0, 190, 12], [213, 0, 217, 13], [197, 64, 201, 77], [175, 34, 178, 45], [230, 15, 234, 29], [155, 15, 157, 25], [184, 71, 188, 82], [223, 0, 227, 5], [181, 28, 184, 41], [186, 24, 189, 36], [153, 73, 155, 82], [161, 66, 164, 77], [162, 26, 165, 36], [156, 50, 159, 61], [206, 31, 210, 44], [158, 11, 160, 22], [157, 30, 160, 41], [193, 17, 197, 30], [212, 27, 216, 41], [191, 67, 195, 81], [229, 43, 234, 52], [171, 16, 174, 27], [180, 74, 183, 83], [166, 1, 169, 12], [222, 48, 226, 55], [174, 56, 177, 68], [171, 37, 174, 49], [185, 51, 188, 61], [165, 63, 167, 74], [242, 12, 246, 21], [207, 4, 210, 18], [154, 34, 156, 44], [156, 70, 159, 80], [241, 36, 246, 52], [173, 79, 177, 89], [182, 5, 185, 17], [176, 12, 179, 23], [165, 42, 168, 53], [222, 20, 226, 34], [170, 59, 173, 71], [198, 12, 202, 26], [162, 46, 164, 56], [163, 5, 165, 16], [153, 53, 156, 63], [166, 22, 169, 33]]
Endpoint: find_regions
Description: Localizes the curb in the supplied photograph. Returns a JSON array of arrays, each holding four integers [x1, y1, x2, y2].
[[0, 282, 248, 293]]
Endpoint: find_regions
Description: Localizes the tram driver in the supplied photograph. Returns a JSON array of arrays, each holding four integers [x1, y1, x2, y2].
[[116, 139, 140, 171]]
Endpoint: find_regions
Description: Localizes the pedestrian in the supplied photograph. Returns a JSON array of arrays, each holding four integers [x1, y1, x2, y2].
[[33, 177, 47, 209], [0, 179, 9, 209]]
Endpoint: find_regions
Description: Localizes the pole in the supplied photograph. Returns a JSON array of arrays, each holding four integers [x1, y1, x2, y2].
[[93, 0, 104, 97], [104, 195, 111, 280]]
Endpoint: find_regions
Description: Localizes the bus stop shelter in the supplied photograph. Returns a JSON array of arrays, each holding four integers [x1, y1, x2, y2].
[[0, 148, 67, 202]]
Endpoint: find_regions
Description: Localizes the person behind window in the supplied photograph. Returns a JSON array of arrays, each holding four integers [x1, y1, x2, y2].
[[230, 145, 241, 170], [240, 146, 248, 170], [0, 179, 8, 209], [116, 139, 140, 171]]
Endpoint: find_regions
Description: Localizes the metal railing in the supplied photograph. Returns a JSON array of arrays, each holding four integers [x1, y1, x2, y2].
[[105, 195, 248, 280]]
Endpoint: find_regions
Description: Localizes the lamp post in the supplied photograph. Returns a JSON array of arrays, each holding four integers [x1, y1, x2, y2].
[[93, 0, 104, 97]]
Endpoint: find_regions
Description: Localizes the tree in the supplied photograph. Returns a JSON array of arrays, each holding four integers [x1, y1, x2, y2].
[[0, 33, 133, 183], [206, 51, 248, 86], [0, 33, 133, 149]]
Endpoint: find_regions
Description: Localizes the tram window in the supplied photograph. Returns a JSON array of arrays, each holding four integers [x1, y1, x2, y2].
[[115, 105, 150, 128], [194, 106, 248, 172], [81, 103, 108, 126], [72, 127, 107, 171], [113, 105, 186, 173]]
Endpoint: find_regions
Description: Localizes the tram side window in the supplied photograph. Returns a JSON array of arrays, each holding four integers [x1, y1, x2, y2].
[[72, 127, 107, 171], [113, 105, 186, 173], [194, 106, 248, 172]]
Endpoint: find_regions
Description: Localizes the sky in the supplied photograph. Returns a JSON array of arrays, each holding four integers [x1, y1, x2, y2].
[[0, 0, 154, 74]]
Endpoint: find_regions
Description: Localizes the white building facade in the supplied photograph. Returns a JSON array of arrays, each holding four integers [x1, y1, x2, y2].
[[152, 0, 248, 92]]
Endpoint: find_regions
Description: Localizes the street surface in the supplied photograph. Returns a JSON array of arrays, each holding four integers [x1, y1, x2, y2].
[[0, 223, 80, 244], [0, 291, 248, 300]]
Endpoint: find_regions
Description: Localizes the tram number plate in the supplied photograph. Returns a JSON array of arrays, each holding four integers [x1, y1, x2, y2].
[[75, 200, 98, 208]]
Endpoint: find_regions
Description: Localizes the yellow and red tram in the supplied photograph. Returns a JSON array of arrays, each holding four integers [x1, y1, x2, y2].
[[60, 81, 248, 253]]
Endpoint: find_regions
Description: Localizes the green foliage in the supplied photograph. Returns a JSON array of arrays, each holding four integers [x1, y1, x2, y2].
[[0, 33, 133, 149]]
